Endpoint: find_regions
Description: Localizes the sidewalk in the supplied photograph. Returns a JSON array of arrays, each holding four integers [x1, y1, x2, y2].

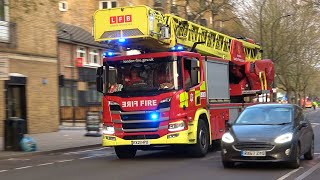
[[0, 128, 102, 160]]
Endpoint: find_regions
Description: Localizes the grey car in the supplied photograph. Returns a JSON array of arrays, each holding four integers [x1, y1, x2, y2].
[[221, 104, 314, 169]]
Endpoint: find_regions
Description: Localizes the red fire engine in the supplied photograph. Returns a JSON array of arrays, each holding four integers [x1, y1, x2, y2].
[[94, 6, 275, 159]]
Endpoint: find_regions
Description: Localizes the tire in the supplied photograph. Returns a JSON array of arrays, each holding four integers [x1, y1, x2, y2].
[[222, 161, 235, 168], [188, 119, 210, 158], [114, 146, 137, 159], [288, 144, 300, 169], [304, 138, 314, 160]]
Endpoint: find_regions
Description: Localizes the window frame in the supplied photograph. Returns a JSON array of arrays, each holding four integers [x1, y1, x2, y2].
[[59, 1, 68, 12], [88, 48, 100, 65], [99, 1, 117, 9], [76, 46, 87, 64]]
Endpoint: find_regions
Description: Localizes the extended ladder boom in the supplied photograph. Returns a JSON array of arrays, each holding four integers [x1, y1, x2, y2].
[[93, 5, 261, 62]]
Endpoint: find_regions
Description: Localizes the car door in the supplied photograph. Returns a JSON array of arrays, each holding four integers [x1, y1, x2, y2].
[[297, 108, 309, 154], [301, 113, 314, 153]]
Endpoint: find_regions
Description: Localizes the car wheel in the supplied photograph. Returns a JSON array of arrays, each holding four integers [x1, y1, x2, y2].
[[288, 144, 300, 169], [222, 161, 235, 168], [188, 119, 209, 157], [115, 146, 137, 159], [304, 138, 314, 160]]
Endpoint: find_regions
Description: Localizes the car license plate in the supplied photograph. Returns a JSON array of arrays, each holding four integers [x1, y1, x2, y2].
[[131, 140, 150, 145], [241, 150, 266, 157]]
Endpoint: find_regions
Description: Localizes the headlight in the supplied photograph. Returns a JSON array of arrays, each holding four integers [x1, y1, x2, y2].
[[160, 97, 172, 103], [274, 133, 293, 144], [102, 125, 115, 135], [168, 121, 185, 132], [222, 132, 235, 143]]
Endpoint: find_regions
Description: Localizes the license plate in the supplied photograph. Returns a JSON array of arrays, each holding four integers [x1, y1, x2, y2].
[[131, 140, 150, 145], [241, 150, 266, 157]]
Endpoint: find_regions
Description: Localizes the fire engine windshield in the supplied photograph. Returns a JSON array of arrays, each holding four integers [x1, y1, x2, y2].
[[106, 56, 181, 96]]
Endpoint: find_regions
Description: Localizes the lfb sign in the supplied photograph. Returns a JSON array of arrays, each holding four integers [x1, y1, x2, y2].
[[110, 15, 132, 24]]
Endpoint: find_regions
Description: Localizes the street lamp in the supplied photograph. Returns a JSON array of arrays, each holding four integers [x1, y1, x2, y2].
[[270, 14, 291, 102], [259, 0, 267, 58], [61, 29, 76, 127]]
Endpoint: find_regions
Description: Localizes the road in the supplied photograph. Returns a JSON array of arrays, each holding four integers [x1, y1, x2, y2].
[[1, 109, 320, 180]]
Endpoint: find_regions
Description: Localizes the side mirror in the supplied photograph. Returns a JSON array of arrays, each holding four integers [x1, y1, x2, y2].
[[96, 76, 104, 93], [299, 121, 308, 128], [96, 66, 109, 93], [226, 121, 233, 128], [96, 66, 103, 76]]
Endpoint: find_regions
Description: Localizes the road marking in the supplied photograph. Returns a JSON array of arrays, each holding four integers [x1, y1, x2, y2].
[[64, 147, 107, 155], [56, 159, 74, 163], [78, 154, 106, 160], [15, 166, 33, 170], [277, 167, 303, 180], [0, 170, 8, 173], [7, 158, 30, 161], [37, 162, 54, 166], [314, 153, 320, 155], [79, 156, 96, 160], [295, 161, 320, 180]]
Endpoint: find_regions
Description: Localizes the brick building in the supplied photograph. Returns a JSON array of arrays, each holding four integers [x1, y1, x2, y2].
[[0, 0, 59, 135]]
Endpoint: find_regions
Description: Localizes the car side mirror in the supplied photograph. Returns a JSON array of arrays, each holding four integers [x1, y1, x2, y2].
[[226, 121, 233, 128], [299, 121, 308, 128]]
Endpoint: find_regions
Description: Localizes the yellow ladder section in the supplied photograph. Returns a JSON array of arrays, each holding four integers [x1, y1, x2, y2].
[[93, 5, 261, 61]]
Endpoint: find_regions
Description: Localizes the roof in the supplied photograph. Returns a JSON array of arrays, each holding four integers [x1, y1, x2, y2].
[[57, 22, 110, 49]]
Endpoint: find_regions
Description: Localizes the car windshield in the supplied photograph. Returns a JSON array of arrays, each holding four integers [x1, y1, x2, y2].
[[106, 56, 181, 97], [235, 107, 292, 125]]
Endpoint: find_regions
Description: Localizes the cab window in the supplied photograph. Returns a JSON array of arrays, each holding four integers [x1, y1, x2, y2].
[[183, 57, 200, 89]]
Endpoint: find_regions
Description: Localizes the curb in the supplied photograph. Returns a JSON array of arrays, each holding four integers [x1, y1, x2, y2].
[[0, 144, 102, 160]]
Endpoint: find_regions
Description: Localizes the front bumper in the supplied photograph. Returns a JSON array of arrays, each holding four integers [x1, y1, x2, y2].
[[221, 142, 294, 163], [102, 130, 190, 146]]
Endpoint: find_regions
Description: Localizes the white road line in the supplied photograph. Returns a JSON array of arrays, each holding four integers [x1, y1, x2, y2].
[[314, 153, 320, 155], [37, 162, 54, 166], [15, 166, 33, 170], [56, 159, 74, 163], [277, 167, 303, 180], [79, 156, 96, 160], [0, 170, 8, 173], [295, 161, 320, 180], [78, 154, 106, 160], [64, 148, 107, 155]]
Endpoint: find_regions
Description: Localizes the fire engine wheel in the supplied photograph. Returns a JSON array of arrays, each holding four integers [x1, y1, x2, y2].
[[114, 146, 137, 159], [189, 119, 209, 157]]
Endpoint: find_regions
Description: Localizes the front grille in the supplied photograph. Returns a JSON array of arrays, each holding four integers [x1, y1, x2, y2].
[[123, 135, 160, 140], [233, 142, 274, 151], [122, 122, 160, 129], [122, 29, 143, 37]]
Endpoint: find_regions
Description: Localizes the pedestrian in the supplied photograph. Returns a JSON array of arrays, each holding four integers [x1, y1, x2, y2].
[[312, 101, 317, 110]]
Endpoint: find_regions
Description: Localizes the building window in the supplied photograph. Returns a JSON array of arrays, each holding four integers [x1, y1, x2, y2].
[[0, 0, 9, 43], [89, 49, 99, 64], [77, 46, 87, 63], [60, 81, 78, 106], [87, 83, 102, 103], [0, 0, 5, 21], [59, 1, 68, 11], [99, 1, 117, 9]]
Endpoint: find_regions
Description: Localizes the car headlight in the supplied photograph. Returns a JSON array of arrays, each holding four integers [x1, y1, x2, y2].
[[168, 121, 185, 132], [274, 133, 293, 144], [102, 125, 115, 135], [222, 132, 235, 143]]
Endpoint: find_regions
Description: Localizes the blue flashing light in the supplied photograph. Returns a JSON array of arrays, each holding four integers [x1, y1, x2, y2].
[[177, 45, 184, 50], [118, 38, 126, 43], [171, 46, 176, 51], [150, 113, 159, 120], [107, 52, 114, 56]]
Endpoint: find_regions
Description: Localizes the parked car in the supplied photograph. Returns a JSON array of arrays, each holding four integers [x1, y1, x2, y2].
[[221, 104, 314, 169]]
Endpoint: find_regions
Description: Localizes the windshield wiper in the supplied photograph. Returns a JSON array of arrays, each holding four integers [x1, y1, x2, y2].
[[274, 122, 291, 125]]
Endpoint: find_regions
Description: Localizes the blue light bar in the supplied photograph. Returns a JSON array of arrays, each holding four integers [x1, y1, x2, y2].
[[177, 45, 184, 50], [171, 47, 176, 51], [118, 38, 126, 43], [150, 113, 159, 120], [107, 52, 114, 56]]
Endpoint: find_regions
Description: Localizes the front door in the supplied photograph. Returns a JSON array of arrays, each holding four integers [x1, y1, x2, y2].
[[6, 85, 27, 133]]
